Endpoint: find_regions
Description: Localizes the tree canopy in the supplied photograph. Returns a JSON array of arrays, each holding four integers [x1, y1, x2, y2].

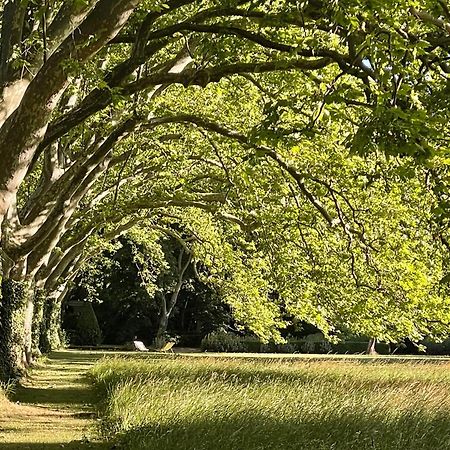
[[1, 0, 450, 377]]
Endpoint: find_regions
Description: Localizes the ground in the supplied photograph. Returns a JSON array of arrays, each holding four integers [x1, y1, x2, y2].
[[2, 350, 450, 449], [0, 351, 109, 450]]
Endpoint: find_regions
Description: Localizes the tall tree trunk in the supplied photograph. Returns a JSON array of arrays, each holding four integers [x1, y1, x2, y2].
[[31, 290, 45, 359], [40, 284, 68, 353], [156, 294, 169, 343], [0, 279, 33, 379], [0, 0, 143, 228], [366, 337, 377, 355], [23, 289, 34, 365], [155, 249, 192, 345]]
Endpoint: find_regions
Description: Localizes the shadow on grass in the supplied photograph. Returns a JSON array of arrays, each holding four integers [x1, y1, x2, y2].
[[47, 351, 108, 362], [12, 386, 94, 407], [112, 412, 450, 450], [0, 442, 109, 449]]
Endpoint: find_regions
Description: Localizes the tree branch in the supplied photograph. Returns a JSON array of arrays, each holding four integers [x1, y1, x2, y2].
[[144, 113, 376, 245], [0, 0, 143, 227]]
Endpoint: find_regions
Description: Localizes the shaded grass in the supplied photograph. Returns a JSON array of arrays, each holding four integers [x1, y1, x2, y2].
[[90, 356, 450, 450]]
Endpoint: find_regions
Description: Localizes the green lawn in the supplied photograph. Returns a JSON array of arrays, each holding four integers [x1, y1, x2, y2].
[[90, 354, 450, 450]]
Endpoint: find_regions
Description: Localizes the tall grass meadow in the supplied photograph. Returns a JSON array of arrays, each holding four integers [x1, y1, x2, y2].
[[90, 355, 450, 449]]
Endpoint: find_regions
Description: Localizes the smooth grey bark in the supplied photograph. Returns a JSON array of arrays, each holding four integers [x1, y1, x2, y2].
[[155, 249, 192, 343], [0, 0, 142, 229], [366, 337, 377, 355]]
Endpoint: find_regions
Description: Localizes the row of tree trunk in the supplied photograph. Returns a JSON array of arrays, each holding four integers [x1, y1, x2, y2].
[[0, 0, 151, 380], [0, 280, 65, 379]]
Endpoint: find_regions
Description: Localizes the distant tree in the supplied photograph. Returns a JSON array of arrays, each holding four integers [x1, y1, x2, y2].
[[67, 232, 232, 346]]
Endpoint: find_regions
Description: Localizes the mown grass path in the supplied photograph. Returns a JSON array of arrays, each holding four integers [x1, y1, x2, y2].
[[0, 350, 109, 450]]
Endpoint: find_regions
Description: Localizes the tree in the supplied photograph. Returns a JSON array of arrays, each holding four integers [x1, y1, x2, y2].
[[128, 226, 195, 344], [0, 0, 324, 376], [0, 0, 338, 377], [69, 231, 233, 346], [1, 0, 450, 378]]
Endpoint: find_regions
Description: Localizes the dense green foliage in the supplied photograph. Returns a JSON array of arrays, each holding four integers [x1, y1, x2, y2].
[[91, 355, 450, 450], [63, 302, 102, 346], [68, 235, 232, 345], [2, 0, 450, 374]]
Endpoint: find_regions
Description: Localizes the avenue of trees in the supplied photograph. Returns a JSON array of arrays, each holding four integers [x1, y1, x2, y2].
[[1, 0, 450, 378]]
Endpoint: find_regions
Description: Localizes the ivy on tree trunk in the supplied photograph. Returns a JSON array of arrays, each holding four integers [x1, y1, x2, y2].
[[0, 279, 30, 379]]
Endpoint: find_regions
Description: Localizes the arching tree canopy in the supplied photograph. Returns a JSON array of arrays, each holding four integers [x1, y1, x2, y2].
[[1, 0, 450, 377]]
